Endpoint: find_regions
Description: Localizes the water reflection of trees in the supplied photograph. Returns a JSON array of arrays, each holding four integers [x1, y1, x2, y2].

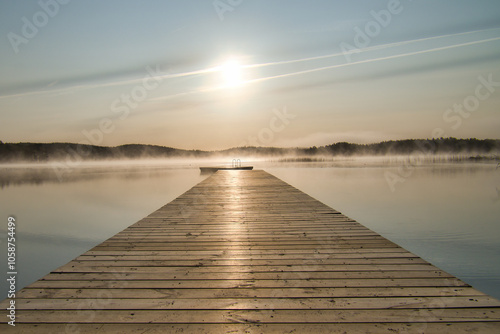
[[0, 167, 189, 188], [1, 160, 497, 189], [493, 187, 500, 203]]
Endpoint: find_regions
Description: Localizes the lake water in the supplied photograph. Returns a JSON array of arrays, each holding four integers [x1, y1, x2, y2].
[[1, 158, 499, 300]]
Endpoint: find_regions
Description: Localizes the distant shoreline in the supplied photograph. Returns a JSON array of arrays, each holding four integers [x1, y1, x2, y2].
[[0, 138, 499, 163]]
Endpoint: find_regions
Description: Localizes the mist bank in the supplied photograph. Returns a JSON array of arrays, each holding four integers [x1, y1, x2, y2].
[[0, 138, 499, 163]]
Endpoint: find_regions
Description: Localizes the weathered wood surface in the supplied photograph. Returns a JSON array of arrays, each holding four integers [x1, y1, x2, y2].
[[2, 170, 499, 333]]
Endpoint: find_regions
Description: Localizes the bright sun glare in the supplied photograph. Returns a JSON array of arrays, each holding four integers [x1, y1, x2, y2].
[[219, 58, 244, 88]]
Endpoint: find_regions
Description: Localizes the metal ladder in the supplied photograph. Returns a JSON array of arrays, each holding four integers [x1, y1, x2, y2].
[[232, 159, 241, 168]]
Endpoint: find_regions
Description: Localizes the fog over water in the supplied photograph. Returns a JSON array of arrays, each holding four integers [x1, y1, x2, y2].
[[0, 158, 499, 300]]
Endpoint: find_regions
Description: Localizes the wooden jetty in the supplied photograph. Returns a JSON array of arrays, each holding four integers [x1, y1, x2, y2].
[[200, 158, 253, 173], [2, 170, 500, 333], [200, 166, 253, 173]]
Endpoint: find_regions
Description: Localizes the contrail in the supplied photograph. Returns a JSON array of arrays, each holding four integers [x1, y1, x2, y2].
[[0, 65, 218, 100], [243, 27, 500, 69], [149, 36, 500, 102], [243, 36, 500, 85], [150, 28, 500, 79]]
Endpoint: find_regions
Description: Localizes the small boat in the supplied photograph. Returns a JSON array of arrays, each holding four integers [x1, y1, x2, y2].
[[200, 159, 253, 173]]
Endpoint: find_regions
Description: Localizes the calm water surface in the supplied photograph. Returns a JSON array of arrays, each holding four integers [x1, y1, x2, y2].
[[266, 162, 500, 299], [1, 159, 499, 299]]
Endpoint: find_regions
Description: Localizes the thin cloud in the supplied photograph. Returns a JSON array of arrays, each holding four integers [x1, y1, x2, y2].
[[1, 29, 498, 101], [244, 27, 500, 69], [150, 36, 500, 102], [243, 37, 500, 85]]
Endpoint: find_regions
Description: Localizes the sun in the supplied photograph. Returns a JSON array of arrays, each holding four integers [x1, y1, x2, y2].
[[219, 58, 244, 88]]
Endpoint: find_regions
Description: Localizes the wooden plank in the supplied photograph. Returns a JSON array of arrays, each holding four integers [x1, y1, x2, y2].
[[11, 308, 500, 323], [76, 252, 419, 261], [35, 270, 455, 281], [84, 248, 414, 255], [53, 258, 428, 267], [2, 323, 500, 334], [5, 296, 499, 310], [28, 277, 468, 289], [89, 244, 402, 251], [16, 287, 487, 299], [51, 264, 439, 273]]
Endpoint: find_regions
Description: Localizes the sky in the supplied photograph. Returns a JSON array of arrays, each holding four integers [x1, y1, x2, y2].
[[0, 0, 499, 150]]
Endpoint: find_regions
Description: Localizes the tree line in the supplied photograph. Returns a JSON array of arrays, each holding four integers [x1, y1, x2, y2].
[[0, 138, 499, 162]]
